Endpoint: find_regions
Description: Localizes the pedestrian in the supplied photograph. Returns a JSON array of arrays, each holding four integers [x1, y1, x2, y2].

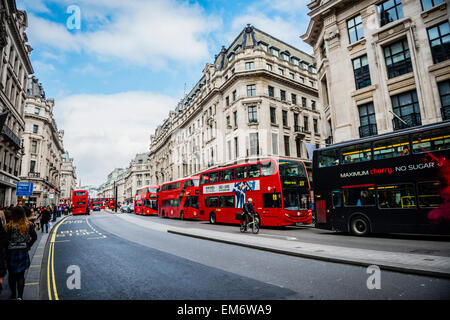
[[4, 206, 37, 300], [37, 207, 51, 233], [0, 210, 8, 295], [0, 206, 6, 227]]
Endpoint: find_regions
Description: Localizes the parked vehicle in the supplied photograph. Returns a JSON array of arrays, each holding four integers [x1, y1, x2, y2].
[[121, 205, 129, 213]]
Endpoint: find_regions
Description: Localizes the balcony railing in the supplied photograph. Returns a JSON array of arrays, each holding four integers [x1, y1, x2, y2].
[[392, 113, 422, 131], [28, 172, 40, 178], [359, 124, 378, 138], [1, 125, 21, 149]]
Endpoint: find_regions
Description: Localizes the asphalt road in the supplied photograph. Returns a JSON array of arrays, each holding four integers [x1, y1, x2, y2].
[[43, 211, 450, 300]]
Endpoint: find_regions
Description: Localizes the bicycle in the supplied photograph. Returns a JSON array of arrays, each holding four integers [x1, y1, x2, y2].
[[239, 212, 260, 234]]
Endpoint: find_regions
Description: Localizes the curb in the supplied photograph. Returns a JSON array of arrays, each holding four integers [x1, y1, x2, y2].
[[167, 229, 450, 280], [37, 215, 70, 300]]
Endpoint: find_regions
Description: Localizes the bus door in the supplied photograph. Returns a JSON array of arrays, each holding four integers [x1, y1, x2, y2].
[[262, 192, 281, 219]]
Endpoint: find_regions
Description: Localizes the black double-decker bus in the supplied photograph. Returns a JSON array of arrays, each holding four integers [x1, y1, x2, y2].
[[312, 122, 450, 236]]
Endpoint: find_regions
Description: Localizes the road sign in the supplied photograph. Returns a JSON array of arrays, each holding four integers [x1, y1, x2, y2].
[[16, 182, 34, 196]]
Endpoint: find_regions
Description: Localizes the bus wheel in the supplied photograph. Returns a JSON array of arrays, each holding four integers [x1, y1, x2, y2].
[[180, 211, 184, 220], [350, 216, 370, 236], [209, 212, 216, 224]]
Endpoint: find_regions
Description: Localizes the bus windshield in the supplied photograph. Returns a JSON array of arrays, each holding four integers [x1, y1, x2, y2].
[[278, 160, 306, 178], [283, 191, 311, 211]]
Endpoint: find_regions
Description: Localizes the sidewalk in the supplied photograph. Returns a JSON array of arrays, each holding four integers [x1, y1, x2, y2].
[[116, 214, 450, 279], [0, 214, 68, 300]]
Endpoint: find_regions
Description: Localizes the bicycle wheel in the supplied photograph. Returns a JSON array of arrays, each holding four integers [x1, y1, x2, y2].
[[252, 217, 260, 234]]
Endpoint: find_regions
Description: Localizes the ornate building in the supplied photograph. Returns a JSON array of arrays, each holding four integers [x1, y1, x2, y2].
[[0, 0, 33, 206], [149, 25, 321, 185], [60, 151, 77, 200], [301, 0, 450, 144], [19, 76, 64, 206]]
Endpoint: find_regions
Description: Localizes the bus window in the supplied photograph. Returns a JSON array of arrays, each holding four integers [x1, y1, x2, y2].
[[332, 190, 342, 208], [185, 196, 198, 209], [236, 166, 248, 180], [373, 136, 409, 160], [318, 149, 340, 167], [412, 128, 450, 154], [377, 184, 416, 209], [223, 195, 235, 208], [263, 193, 282, 208], [417, 182, 442, 208], [223, 168, 235, 181], [200, 173, 210, 184], [261, 161, 275, 176], [283, 191, 311, 210], [344, 186, 375, 206], [248, 164, 261, 178], [341, 143, 372, 164], [210, 171, 219, 183], [278, 160, 306, 177], [206, 196, 220, 207]]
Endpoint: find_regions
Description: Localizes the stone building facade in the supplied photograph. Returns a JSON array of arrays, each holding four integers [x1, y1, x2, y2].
[[60, 151, 77, 201], [149, 25, 321, 185], [302, 0, 450, 144], [0, 0, 33, 206], [19, 76, 64, 206]]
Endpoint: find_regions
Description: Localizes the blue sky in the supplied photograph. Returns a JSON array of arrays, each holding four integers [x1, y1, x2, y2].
[[16, 0, 313, 186]]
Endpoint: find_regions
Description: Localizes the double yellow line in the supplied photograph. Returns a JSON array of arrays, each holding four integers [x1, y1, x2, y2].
[[47, 218, 66, 300]]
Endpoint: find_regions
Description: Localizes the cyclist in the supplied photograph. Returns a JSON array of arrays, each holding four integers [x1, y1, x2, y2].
[[242, 198, 256, 231]]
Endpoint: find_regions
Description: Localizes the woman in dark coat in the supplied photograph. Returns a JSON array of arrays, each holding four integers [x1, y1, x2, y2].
[[38, 206, 52, 233], [4, 206, 37, 300]]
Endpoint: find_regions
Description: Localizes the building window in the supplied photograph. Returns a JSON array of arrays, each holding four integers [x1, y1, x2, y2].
[[225, 96, 230, 107], [282, 110, 288, 126], [281, 52, 289, 61], [30, 160, 36, 173], [266, 64, 272, 71], [34, 107, 40, 115], [353, 55, 371, 89], [278, 68, 284, 76], [347, 14, 364, 44], [427, 21, 450, 64], [247, 84, 256, 96], [245, 61, 254, 70], [313, 119, 318, 134], [272, 133, 278, 155], [32, 124, 38, 134], [438, 80, 450, 120], [226, 115, 231, 128], [233, 111, 238, 127], [248, 106, 258, 123], [358, 102, 378, 138], [270, 47, 279, 57], [421, 0, 444, 11], [391, 90, 422, 130], [31, 140, 37, 154], [320, 41, 327, 59], [289, 72, 295, 80], [280, 89, 286, 101], [304, 116, 309, 132], [296, 138, 301, 158], [259, 42, 268, 52], [250, 133, 259, 156], [291, 94, 297, 105], [384, 38, 412, 79], [284, 136, 290, 157], [311, 100, 316, 110], [268, 86, 274, 97], [378, 0, 404, 27], [302, 97, 307, 108], [232, 90, 237, 101], [270, 107, 276, 124]]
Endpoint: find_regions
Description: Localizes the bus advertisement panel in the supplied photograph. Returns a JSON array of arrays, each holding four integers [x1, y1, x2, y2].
[[198, 158, 312, 227], [158, 177, 199, 220], [313, 122, 450, 236], [72, 190, 90, 215], [135, 185, 159, 215]]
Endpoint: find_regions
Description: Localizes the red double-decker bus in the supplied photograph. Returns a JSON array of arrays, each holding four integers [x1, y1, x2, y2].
[[105, 198, 115, 210], [89, 198, 105, 210], [198, 158, 312, 227], [158, 176, 199, 220], [134, 185, 159, 215], [72, 190, 90, 215]]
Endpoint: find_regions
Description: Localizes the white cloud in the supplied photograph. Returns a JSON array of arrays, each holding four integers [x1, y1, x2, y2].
[[25, 0, 221, 68], [54, 91, 178, 186]]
